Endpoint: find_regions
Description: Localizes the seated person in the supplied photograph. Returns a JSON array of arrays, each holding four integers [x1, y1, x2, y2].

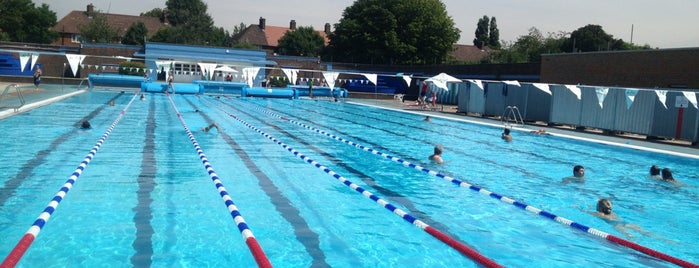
[[501, 128, 512, 142], [428, 145, 444, 164], [562, 165, 585, 183]]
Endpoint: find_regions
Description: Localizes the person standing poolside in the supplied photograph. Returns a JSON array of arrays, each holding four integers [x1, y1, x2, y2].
[[429, 145, 444, 164], [562, 165, 585, 183], [33, 67, 42, 89]]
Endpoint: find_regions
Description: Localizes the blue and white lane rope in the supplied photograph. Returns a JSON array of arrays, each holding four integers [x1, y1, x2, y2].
[[200, 96, 503, 268], [235, 99, 698, 268], [1, 91, 141, 268], [164, 93, 272, 268]]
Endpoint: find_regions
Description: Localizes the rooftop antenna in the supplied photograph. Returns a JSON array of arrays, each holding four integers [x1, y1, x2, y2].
[[630, 24, 634, 45]]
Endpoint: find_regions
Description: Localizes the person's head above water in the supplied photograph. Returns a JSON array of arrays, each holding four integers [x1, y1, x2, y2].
[[596, 198, 613, 215], [80, 121, 91, 129], [650, 165, 661, 176], [573, 165, 585, 177]]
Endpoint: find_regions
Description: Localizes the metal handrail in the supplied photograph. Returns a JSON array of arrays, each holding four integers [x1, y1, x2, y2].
[[501, 105, 524, 128], [0, 83, 26, 112]]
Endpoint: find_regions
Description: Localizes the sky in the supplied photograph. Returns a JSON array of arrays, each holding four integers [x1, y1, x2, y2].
[[37, 0, 699, 49]]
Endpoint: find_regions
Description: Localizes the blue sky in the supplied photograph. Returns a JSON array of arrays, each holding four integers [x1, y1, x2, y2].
[[38, 0, 699, 49]]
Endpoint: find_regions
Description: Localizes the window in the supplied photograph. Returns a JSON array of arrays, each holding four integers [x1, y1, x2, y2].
[[71, 34, 81, 43]]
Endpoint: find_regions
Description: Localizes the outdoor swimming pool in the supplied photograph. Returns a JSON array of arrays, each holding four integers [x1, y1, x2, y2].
[[1, 89, 697, 267]]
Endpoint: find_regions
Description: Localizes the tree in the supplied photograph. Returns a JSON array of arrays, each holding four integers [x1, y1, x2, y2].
[[0, 0, 58, 43], [78, 12, 119, 43], [150, 0, 226, 46], [326, 0, 460, 65], [140, 8, 164, 18], [473, 16, 489, 48], [122, 22, 148, 45], [563, 24, 620, 52], [488, 17, 500, 49], [277, 26, 325, 57]]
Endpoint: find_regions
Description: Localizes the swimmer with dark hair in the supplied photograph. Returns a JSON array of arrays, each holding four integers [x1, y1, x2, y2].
[[580, 199, 658, 239], [501, 128, 512, 142], [562, 165, 585, 183], [649, 165, 661, 180], [80, 121, 92, 129]]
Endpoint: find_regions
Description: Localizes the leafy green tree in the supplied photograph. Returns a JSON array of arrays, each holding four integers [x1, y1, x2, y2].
[[488, 17, 500, 49], [79, 12, 119, 43], [140, 8, 164, 18], [562, 24, 622, 52], [122, 21, 148, 45], [277, 26, 325, 57], [473, 15, 489, 48], [326, 0, 460, 65], [0, 0, 58, 43], [150, 0, 227, 46]]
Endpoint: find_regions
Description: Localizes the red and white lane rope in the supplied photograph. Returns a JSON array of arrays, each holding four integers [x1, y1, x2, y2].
[[200, 96, 503, 268], [1, 91, 140, 268], [235, 98, 698, 268]]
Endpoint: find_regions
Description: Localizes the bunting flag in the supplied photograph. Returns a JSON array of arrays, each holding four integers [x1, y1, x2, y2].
[[30, 53, 39, 71], [242, 67, 261, 87], [197, 63, 217, 80], [683, 91, 698, 109], [502, 80, 521, 87], [595, 87, 609, 108], [363, 73, 377, 85], [19, 52, 31, 72], [402, 75, 412, 87], [565, 85, 581, 100], [468, 79, 484, 90], [655, 90, 668, 109], [65, 54, 86, 77], [281, 68, 299, 85], [532, 83, 551, 95], [625, 88, 638, 109]]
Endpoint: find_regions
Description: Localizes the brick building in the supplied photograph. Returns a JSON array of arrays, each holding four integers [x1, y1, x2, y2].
[[51, 3, 169, 47]]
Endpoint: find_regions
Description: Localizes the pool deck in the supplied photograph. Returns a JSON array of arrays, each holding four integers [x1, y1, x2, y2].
[[2, 82, 697, 158]]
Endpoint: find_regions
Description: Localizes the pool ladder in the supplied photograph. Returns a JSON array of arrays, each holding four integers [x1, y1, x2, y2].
[[501, 105, 524, 128], [0, 84, 26, 112]]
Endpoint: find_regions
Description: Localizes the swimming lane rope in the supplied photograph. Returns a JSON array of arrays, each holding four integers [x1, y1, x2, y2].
[[234, 99, 698, 268], [1, 91, 141, 268], [163, 92, 272, 268], [200, 96, 503, 268]]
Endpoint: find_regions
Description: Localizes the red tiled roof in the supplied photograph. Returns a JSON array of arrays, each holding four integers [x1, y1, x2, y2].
[[235, 23, 329, 48], [52, 10, 168, 36], [451, 44, 491, 63]]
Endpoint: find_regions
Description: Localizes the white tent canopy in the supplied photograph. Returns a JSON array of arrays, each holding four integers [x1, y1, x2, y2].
[[425, 72, 461, 91], [215, 65, 238, 73]]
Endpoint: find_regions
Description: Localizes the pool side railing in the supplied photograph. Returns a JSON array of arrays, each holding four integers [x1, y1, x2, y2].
[[235, 98, 699, 268], [199, 96, 504, 268], [163, 92, 272, 268], [1, 91, 141, 268]]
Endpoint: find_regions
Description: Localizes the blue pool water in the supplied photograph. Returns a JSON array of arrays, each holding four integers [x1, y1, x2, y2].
[[1, 90, 697, 267]]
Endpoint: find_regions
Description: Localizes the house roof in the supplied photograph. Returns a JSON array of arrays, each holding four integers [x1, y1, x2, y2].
[[450, 44, 492, 63], [52, 10, 168, 36], [235, 23, 329, 48]]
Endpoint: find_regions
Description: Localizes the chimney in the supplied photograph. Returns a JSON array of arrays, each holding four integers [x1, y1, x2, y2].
[[86, 3, 94, 16], [290, 20, 296, 30], [161, 9, 169, 25], [324, 23, 331, 34], [259, 17, 266, 30]]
